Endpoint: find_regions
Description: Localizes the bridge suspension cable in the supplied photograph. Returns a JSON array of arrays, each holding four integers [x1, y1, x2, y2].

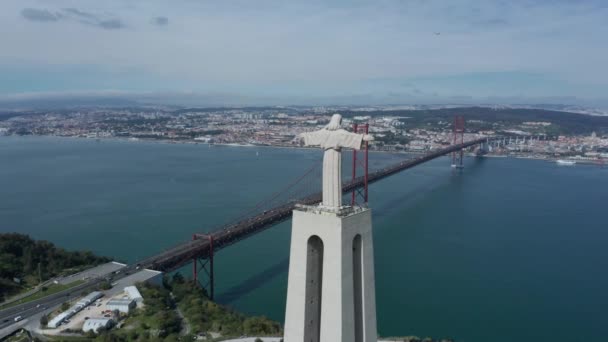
[[147, 136, 501, 276], [224, 158, 322, 227]]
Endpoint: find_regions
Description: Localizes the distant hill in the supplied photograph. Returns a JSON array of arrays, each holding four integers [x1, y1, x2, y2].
[[341, 106, 608, 135], [2, 104, 607, 136]]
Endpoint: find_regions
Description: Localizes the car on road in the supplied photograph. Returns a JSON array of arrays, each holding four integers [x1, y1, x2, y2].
[[14, 316, 22, 322]]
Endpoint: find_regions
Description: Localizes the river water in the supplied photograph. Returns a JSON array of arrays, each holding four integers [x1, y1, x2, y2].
[[1, 136, 607, 341]]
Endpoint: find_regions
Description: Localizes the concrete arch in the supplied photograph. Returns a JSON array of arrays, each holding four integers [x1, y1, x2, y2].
[[305, 235, 324, 342], [353, 234, 363, 342]]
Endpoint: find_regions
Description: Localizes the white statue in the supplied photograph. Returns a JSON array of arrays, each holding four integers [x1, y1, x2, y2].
[[299, 114, 373, 208]]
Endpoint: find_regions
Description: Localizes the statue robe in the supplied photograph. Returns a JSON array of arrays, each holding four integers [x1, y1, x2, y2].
[[301, 129, 365, 208]]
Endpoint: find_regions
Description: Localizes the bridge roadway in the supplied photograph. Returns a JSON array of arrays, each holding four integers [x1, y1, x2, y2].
[[142, 137, 494, 273], [0, 136, 493, 335]]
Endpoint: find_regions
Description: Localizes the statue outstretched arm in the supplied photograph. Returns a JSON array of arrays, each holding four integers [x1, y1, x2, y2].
[[298, 129, 372, 149], [334, 130, 373, 150], [298, 130, 331, 147]]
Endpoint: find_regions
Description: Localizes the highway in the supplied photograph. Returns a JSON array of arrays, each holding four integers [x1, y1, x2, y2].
[[0, 264, 140, 334], [0, 278, 102, 330]]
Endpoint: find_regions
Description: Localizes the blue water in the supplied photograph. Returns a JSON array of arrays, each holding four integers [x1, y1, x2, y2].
[[1, 136, 607, 341]]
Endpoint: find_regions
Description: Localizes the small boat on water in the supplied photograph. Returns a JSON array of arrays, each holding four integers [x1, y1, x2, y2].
[[556, 159, 576, 166]]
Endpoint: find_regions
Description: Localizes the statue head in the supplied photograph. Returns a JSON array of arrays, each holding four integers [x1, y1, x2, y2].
[[325, 114, 342, 131]]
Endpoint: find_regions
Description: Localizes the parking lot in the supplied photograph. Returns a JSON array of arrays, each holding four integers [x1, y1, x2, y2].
[[43, 294, 129, 335]]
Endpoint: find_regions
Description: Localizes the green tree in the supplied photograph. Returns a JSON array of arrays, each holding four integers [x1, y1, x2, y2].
[[94, 331, 126, 342], [172, 272, 185, 284], [98, 281, 112, 290], [0, 233, 110, 298], [39, 314, 48, 326], [127, 330, 139, 340], [61, 302, 70, 311]]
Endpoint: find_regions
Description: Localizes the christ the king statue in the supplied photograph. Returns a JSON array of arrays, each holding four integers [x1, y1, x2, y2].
[[299, 114, 373, 208]]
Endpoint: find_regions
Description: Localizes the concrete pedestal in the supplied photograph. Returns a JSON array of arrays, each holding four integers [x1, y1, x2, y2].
[[284, 205, 377, 342]]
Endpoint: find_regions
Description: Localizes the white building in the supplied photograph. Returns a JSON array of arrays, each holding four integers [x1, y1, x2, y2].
[[124, 286, 143, 303], [82, 318, 114, 333], [47, 312, 70, 329], [47, 291, 103, 328], [106, 298, 135, 314], [77, 291, 103, 307]]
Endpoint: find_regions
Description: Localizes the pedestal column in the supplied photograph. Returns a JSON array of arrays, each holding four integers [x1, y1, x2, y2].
[[284, 206, 377, 342]]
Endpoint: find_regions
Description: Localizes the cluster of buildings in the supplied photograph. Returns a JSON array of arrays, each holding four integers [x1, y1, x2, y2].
[[1, 107, 607, 160], [48, 291, 103, 329], [46, 285, 144, 334]]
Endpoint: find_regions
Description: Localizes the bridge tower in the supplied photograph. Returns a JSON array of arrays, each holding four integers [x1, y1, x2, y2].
[[192, 234, 215, 300], [351, 123, 370, 206], [451, 115, 465, 168], [285, 114, 377, 342]]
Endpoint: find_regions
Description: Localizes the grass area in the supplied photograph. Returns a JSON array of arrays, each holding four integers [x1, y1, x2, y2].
[[4, 330, 32, 342], [170, 274, 281, 339], [0, 280, 85, 310], [45, 336, 92, 342]]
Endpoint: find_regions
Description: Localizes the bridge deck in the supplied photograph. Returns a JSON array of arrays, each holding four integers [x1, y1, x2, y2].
[[144, 137, 492, 272]]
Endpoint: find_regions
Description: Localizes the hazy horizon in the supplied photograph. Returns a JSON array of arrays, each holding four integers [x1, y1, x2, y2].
[[2, 1, 608, 107]]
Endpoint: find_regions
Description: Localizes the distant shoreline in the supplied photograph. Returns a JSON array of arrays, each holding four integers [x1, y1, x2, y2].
[[0, 133, 429, 156], [2, 134, 602, 165]]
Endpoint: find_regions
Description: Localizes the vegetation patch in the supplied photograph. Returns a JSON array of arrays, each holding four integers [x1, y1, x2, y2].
[[169, 273, 281, 338], [0, 280, 85, 310], [74, 273, 281, 341], [0, 233, 109, 302]]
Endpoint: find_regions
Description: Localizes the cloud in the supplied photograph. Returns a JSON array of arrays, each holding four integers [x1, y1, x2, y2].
[[20, 6, 126, 30], [98, 19, 125, 30], [21, 8, 62, 22], [62, 8, 97, 20], [152, 16, 169, 27], [5, 0, 608, 105], [60, 8, 125, 30]]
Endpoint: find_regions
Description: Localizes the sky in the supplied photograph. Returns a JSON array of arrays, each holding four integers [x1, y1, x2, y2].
[[1, 0, 608, 106]]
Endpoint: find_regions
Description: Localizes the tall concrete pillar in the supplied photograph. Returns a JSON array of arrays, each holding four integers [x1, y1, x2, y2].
[[284, 206, 377, 342]]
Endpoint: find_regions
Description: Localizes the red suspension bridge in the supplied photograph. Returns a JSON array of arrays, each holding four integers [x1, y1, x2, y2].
[[131, 119, 500, 299]]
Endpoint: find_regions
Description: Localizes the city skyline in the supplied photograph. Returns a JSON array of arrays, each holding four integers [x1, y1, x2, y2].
[[2, 0, 608, 106]]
